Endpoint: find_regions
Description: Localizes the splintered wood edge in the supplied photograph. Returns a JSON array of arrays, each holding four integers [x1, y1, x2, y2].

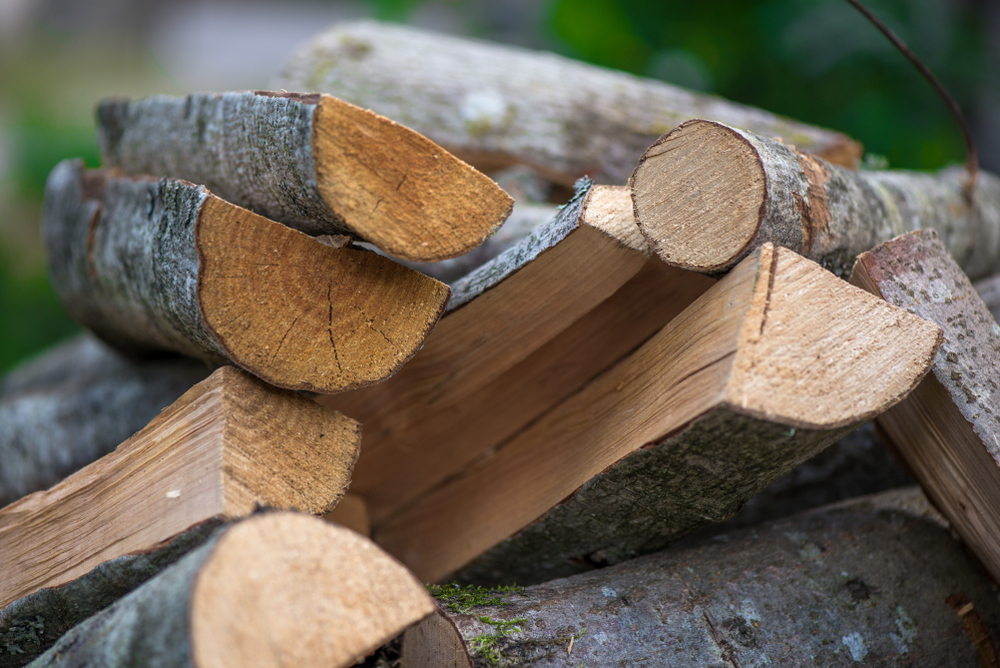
[[196, 196, 450, 393], [631, 119, 767, 272], [191, 513, 435, 668], [580, 185, 650, 255], [723, 245, 943, 430], [313, 96, 514, 262]]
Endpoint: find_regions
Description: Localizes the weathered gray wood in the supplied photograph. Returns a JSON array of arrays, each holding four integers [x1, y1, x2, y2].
[[631, 119, 1000, 279], [275, 21, 862, 187], [0, 334, 209, 507], [405, 488, 1000, 668]]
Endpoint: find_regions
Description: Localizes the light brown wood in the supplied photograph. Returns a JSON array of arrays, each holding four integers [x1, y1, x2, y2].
[[374, 245, 941, 583], [0, 366, 360, 609], [323, 492, 371, 536]]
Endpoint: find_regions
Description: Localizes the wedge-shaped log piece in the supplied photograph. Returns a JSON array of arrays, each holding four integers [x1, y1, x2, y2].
[[26, 513, 434, 668], [375, 245, 941, 585], [43, 160, 449, 393], [631, 119, 1000, 279], [0, 366, 360, 609], [851, 229, 1000, 585], [318, 184, 716, 525], [275, 21, 862, 186], [404, 488, 1000, 667], [96, 91, 513, 262]]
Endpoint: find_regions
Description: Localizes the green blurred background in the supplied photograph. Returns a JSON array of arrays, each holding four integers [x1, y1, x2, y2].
[[0, 0, 997, 375]]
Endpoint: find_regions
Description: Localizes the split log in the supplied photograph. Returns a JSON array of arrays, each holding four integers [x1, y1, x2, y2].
[[373, 244, 941, 585], [323, 493, 371, 537], [0, 366, 359, 609], [0, 334, 209, 506], [318, 183, 716, 525], [96, 91, 513, 262], [274, 21, 862, 187], [403, 488, 1000, 668], [851, 228, 1000, 584], [43, 159, 449, 393], [631, 119, 1000, 279], [26, 512, 435, 668]]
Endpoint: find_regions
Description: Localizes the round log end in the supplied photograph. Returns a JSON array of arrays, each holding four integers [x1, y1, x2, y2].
[[631, 119, 766, 272], [313, 96, 514, 262]]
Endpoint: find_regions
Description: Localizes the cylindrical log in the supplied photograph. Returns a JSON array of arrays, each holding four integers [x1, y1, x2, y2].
[[630, 119, 1000, 279]]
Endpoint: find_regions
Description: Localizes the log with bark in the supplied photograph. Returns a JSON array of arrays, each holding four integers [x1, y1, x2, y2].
[[630, 119, 1000, 279], [403, 488, 1000, 668], [0, 334, 209, 506], [274, 21, 862, 187], [851, 228, 1000, 585], [95, 91, 513, 262], [25, 512, 435, 668], [43, 159, 449, 393], [0, 366, 359, 609], [371, 244, 941, 585]]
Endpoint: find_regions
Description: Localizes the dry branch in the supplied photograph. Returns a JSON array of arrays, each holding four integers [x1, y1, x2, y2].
[[275, 21, 862, 187], [96, 91, 513, 261], [373, 245, 941, 585], [0, 366, 359, 609], [43, 159, 449, 393], [631, 119, 1000, 279]]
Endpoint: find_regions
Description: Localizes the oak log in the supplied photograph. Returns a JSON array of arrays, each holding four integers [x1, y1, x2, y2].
[[0, 366, 359, 609], [275, 21, 862, 187], [851, 228, 1000, 585], [43, 160, 449, 393], [96, 91, 513, 262], [631, 119, 1000, 279], [374, 245, 941, 585], [26, 513, 435, 668], [404, 488, 1000, 668]]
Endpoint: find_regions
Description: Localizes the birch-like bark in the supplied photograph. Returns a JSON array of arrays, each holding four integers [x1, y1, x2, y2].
[[275, 21, 862, 187], [631, 119, 1000, 279]]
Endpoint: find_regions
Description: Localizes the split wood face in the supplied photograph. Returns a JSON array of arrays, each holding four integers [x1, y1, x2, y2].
[[96, 91, 513, 261]]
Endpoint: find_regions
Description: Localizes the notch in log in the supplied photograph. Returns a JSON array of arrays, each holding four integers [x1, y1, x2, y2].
[[95, 91, 514, 262], [374, 244, 941, 585], [43, 160, 449, 394], [630, 119, 1000, 279], [0, 366, 360, 609]]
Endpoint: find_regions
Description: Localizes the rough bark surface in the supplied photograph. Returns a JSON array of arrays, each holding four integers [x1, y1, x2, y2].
[[275, 21, 862, 187], [632, 120, 1000, 279], [405, 488, 1000, 668], [0, 334, 209, 506]]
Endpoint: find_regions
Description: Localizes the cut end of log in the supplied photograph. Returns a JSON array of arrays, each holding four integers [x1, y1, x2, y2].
[[630, 119, 766, 272], [313, 96, 514, 262], [189, 513, 435, 668]]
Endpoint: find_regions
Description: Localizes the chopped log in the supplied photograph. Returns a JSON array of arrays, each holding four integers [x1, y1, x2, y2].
[[318, 183, 716, 525], [851, 228, 1000, 585], [96, 91, 513, 262], [43, 159, 449, 393], [27, 513, 435, 668], [0, 334, 209, 506], [631, 119, 1000, 279], [0, 366, 359, 609], [403, 488, 1000, 668], [373, 244, 941, 585], [274, 21, 862, 187], [323, 493, 371, 537]]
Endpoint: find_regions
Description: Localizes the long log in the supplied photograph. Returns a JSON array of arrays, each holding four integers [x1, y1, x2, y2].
[[851, 228, 1000, 585], [631, 119, 1000, 279], [403, 488, 1000, 668], [43, 159, 449, 393], [372, 244, 941, 585], [26, 513, 435, 668], [96, 91, 513, 262], [274, 21, 862, 187], [0, 334, 209, 506], [0, 366, 359, 609]]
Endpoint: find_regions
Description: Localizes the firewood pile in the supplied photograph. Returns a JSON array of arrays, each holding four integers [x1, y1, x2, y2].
[[4, 20, 1000, 668]]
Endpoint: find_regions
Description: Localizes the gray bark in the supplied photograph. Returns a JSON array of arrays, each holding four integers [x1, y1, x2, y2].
[[407, 488, 1000, 668], [274, 21, 862, 186]]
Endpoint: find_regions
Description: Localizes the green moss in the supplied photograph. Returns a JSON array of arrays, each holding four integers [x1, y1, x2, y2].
[[426, 583, 525, 614], [2, 616, 44, 655]]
